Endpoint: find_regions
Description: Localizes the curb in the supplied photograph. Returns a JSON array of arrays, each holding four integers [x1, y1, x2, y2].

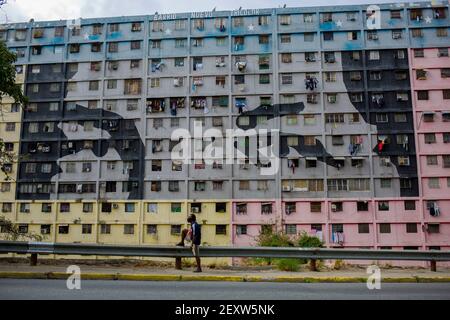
[[1, 272, 450, 283]]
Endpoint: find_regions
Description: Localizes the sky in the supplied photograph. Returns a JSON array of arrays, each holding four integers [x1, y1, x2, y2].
[[0, 0, 406, 23]]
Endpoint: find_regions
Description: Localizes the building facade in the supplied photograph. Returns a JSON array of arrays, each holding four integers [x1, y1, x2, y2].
[[0, 1, 449, 262]]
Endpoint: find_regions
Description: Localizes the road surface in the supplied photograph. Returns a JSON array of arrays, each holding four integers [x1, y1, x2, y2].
[[1, 279, 449, 300]]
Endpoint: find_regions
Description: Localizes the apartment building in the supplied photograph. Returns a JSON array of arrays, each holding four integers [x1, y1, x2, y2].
[[0, 2, 449, 263]]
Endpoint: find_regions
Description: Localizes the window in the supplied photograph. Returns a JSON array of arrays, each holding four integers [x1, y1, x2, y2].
[[89, 81, 99, 91], [379, 223, 391, 234], [175, 20, 186, 30], [258, 74, 270, 85], [325, 72, 336, 82], [438, 48, 449, 57], [124, 224, 134, 235], [239, 181, 250, 190], [131, 41, 141, 50], [125, 203, 135, 213], [406, 223, 418, 233], [357, 201, 369, 211], [322, 12, 333, 22], [82, 224, 92, 234], [391, 10, 401, 19], [323, 32, 333, 41], [83, 203, 93, 213], [444, 89, 450, 100], [392, 30, 403, 39], [151, 40, 161, 49], [285, 224, 297, 235], [132, 22, 142, 32], [412, 29, 423, 38], [216, 225, 227, 235], [380, 179, 391, 189], [369, 71, 382, 81], [428, 178, 440, 189], [281, 53, 292, 63], [404, 200, 416, 211], [58, 225, 69, 234], [236, 225, 247, 235], [100, 224, 111, 234], [6, 122, 16, 132], [432, 24, 446, 36], [443, 155, 450, 168], [378, 201, 389, 211], [258, 15, 269, 26], [92, 24, 103, 35], [60, 203, 70, 213], [310, 202, 321, 213], [398, 156, 410, 166], [170, 225, 181, 236], [427, 224, 440, 234], [304, 33, 314, 42], [216, 37, 226, 46], [171, 203, 182, 213], [279, 15, 291, 26], [281, 74, 292, 85], [358, 224, 370, 234], [427, 155, 438, 166], [331, 202, 343, 212], [444, 133, 450, 143], [347, 31, 358, 40], [108, 42, 119, 53], [147, 225, 157, 235], [259, 35, 269, 44], [417, 90, 429, 100], [280, 34, 291, 43], [369, 50, 380, 60], [394, 113, 407, 123], [424, 133, 436, 144]]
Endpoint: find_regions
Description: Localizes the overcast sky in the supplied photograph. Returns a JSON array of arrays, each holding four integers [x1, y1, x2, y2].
[[1, 0, 402, 23]]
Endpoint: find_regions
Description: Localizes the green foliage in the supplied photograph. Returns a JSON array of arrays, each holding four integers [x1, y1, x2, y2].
[[297, 231, 323, 248], [276, 258, 301, 272], [254, 230, 324, 271], [0, 41, 27, 105], [0, 216, 43, 241]]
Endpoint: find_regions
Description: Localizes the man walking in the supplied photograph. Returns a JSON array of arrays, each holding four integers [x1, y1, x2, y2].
[[188, 214, 202, 273]]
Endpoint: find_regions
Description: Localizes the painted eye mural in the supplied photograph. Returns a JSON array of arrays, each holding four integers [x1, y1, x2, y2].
[[18, 63, 145, 200]]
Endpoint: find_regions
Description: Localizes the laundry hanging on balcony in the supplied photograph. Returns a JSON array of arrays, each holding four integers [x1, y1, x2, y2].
[[235, 99, 247, 114], [236, 61, 247, 72], [331, 232, 344, 245], [372, 94, 384, 107], [429, 202, 440, 217], [151, 61, 165, 72], [304, 76, 318, 91], [377, 135, 388, 152]]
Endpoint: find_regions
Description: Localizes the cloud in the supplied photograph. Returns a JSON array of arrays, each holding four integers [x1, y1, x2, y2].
[[2, 0, 398, 23]]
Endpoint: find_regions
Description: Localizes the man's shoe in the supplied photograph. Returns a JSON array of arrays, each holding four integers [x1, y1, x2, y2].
[[176, 242, 184, 247]]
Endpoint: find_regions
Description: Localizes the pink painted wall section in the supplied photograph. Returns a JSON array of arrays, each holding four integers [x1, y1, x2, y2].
[[410, 47, 450, 70], [409, 47, 450, 263]]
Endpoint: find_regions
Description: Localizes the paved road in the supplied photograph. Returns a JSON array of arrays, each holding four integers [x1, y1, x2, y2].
[[1, 279, 450, 300]]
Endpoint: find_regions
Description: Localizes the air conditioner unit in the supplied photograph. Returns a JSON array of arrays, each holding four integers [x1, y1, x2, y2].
[[77, 184, 83, 193], [282, 185, 292, 192], [112, 203, 119, 209], [331, 204, 337, 212]]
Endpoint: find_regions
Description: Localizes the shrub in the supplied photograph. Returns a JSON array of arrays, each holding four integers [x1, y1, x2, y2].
[[276, 258, 301, 272], [297, 231, 323, 248]]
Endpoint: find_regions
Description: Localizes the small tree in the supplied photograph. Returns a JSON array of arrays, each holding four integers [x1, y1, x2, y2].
[[0, 41, 27, 105], [0, 41, 27, 180], [0, 216, 43, 241]]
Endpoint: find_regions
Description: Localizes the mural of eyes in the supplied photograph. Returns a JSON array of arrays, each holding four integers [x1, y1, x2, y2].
[[235, 51, 418, 197]]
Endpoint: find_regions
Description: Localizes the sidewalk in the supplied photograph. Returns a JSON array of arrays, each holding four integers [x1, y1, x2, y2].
[[1, 260, 450, 283]]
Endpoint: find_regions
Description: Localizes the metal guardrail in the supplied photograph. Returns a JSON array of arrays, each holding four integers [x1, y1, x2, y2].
[[1, 241, 449, 271]]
